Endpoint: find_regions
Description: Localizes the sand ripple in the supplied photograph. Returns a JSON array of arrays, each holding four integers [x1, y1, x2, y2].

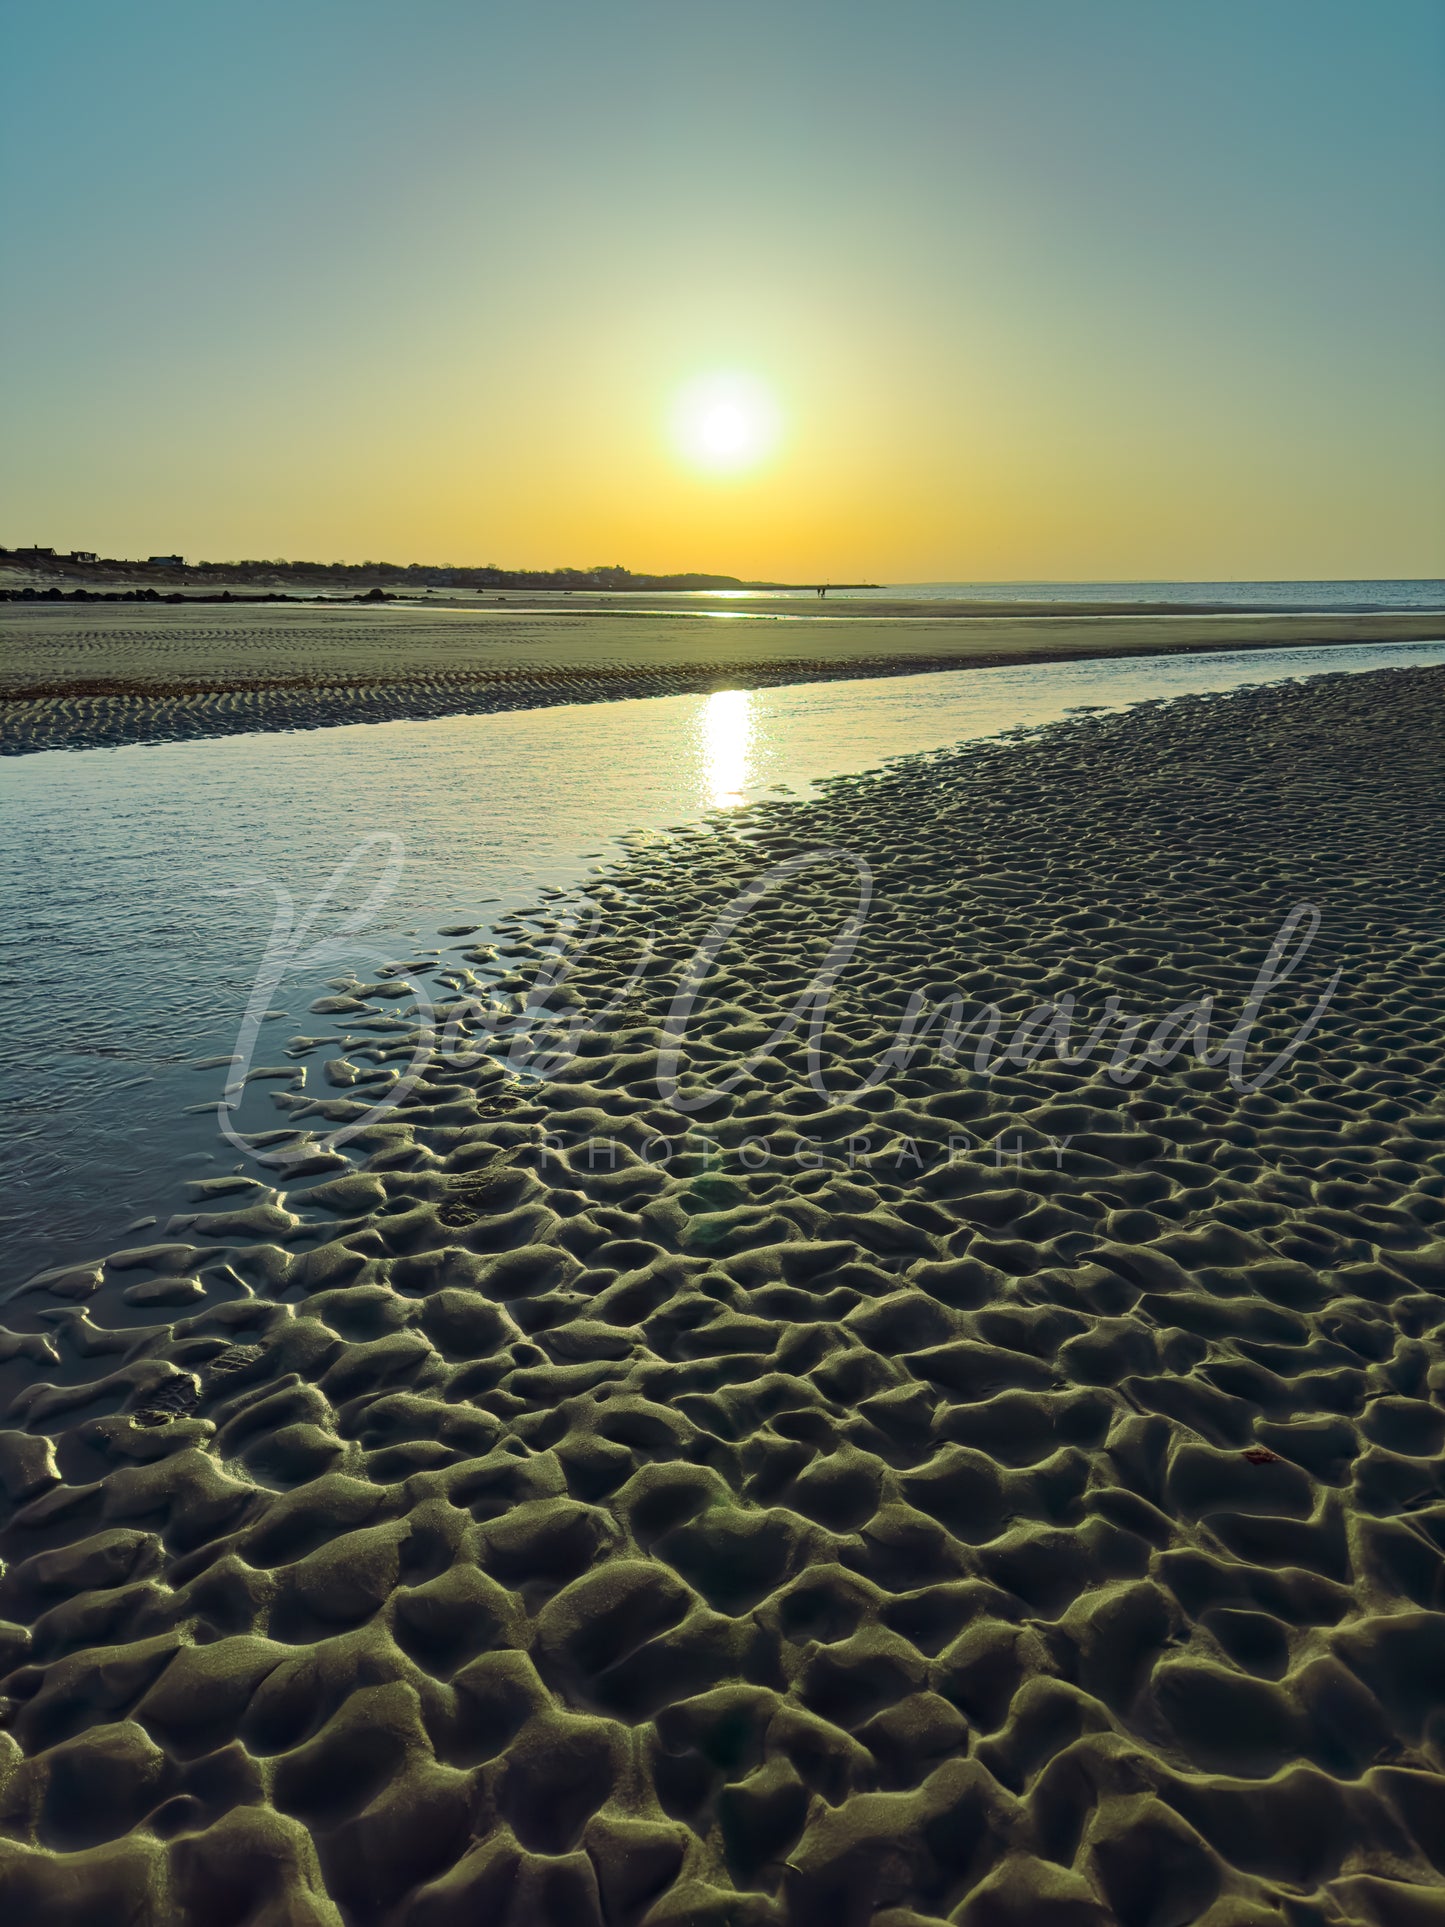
[[1, 666, 1444, 1921]]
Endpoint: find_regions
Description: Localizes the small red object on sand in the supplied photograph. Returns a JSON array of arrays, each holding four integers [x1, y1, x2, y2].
[[1243, 1447, 1280, 1464]]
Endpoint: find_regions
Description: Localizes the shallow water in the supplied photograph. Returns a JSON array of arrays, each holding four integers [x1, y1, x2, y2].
[[3, 637, 1443, 1283]]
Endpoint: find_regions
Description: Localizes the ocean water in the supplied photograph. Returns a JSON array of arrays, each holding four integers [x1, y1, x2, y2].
[[3, 636, 1443, 1285], [749, 579, 1445, 610]]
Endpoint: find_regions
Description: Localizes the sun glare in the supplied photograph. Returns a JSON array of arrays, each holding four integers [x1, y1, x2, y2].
[[671, 372, 781, 476], [698, 687, 755, 807]]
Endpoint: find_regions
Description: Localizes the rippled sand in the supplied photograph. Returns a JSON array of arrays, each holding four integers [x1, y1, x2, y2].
[[1, 666, 1443, 1922], [2, 602, 1440, 753]]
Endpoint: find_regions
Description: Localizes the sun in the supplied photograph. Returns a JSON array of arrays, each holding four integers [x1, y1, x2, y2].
[[670, 371, 782, 476]]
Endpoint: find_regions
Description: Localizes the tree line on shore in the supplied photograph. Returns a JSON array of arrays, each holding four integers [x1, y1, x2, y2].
[[0, 549, 815, 592]]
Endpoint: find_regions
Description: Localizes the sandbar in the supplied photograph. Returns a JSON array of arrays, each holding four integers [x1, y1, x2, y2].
[[2, 599, 1440, 754]]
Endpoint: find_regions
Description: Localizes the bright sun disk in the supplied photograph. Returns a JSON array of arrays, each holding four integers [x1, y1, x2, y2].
[[671, 372, 781, 476]]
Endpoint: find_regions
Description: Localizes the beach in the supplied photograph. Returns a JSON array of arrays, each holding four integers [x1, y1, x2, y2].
[[1, 661, 1443, 1923], [2, 599, 1441, 754]]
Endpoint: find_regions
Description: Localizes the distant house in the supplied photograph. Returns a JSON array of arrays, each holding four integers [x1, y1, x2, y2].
[[68, 550, 98, 564], [17, 546, 55, 560], [147, 554, 184, 567]]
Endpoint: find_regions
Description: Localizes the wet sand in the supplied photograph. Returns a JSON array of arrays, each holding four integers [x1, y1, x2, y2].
[[2, 601, 1440, 754], [1, 664, 1444, 1922]]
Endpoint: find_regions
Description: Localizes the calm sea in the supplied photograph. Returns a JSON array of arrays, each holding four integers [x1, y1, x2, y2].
[[823, 579, 1445, 610]]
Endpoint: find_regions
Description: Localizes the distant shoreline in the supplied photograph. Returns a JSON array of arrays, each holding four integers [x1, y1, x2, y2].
[[3, 559, 1441, 618], [4, 586, 1442, 618], [0, 585, 894, 607], [0, 554, 880, 596]]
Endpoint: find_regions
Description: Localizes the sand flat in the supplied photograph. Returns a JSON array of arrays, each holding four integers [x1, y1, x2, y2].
[[0, 664, 1444, 1922], [1, 601, 1440, 753]]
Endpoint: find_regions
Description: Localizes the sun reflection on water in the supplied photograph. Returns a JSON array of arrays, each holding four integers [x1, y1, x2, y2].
[[699, 687, 754, 808]]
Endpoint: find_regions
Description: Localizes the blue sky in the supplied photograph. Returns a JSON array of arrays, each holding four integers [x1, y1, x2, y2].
[[3, 1, 1442, 577]]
